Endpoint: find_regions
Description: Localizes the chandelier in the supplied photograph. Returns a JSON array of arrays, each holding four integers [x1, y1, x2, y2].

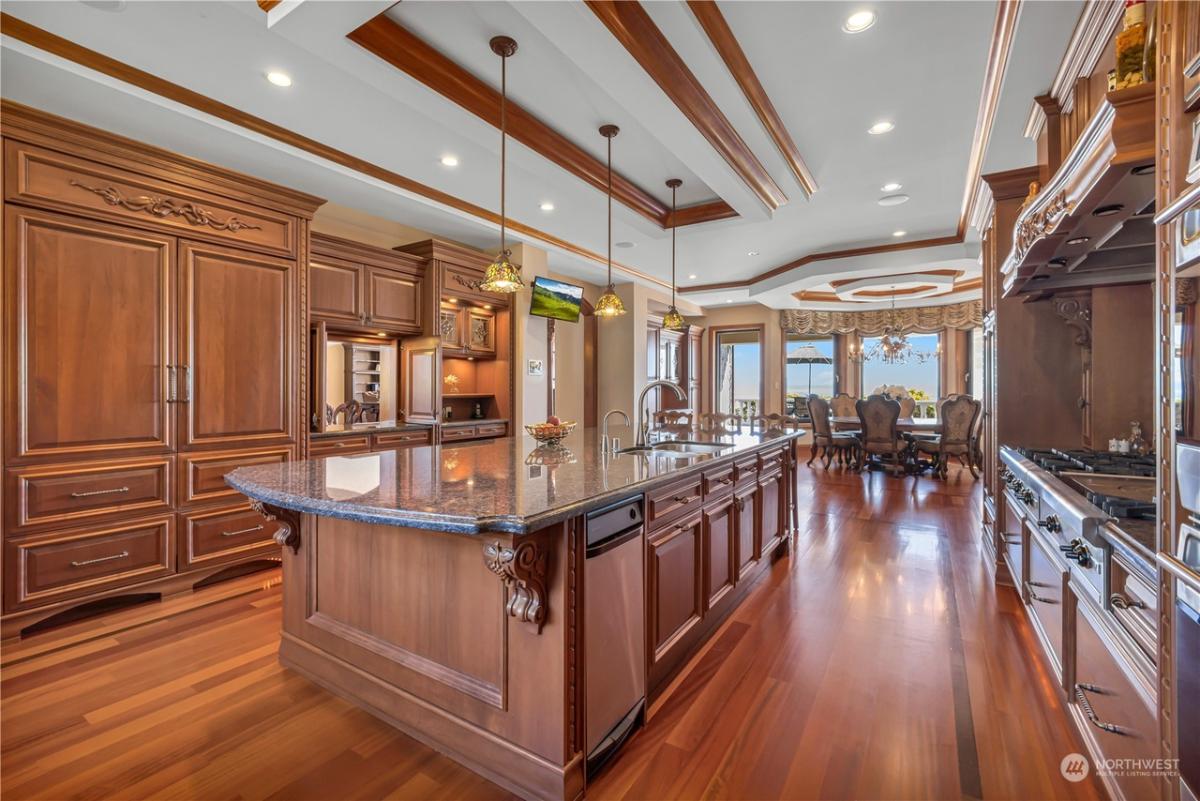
[[848, 296, 939, 365]]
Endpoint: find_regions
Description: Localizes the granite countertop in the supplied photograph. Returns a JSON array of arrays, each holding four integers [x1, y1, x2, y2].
[[227, 425, 806, 535], [310, 421, 433, 439]]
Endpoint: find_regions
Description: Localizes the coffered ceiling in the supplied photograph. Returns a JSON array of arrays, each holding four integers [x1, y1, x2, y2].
[[0, 0, 1085, 310]]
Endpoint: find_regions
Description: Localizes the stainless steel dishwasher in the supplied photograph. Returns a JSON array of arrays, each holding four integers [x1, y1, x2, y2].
[[584, 495, 645, 778]]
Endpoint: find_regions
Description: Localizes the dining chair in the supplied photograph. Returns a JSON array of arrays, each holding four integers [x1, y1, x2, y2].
[[329, 400, 363, 425], [915, 395, 981, 478], [897, 396, 917, 418], [700, 412, 742, 434], [805, 396, 858, 468], [830, 392, 857, 418], [854, 395, 906, 475], [652, 410, 694, 435]]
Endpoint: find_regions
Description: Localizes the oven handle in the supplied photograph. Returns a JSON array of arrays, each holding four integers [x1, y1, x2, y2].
[[1074, 683, 1128, 735], [1157, 552, 1200, 595]]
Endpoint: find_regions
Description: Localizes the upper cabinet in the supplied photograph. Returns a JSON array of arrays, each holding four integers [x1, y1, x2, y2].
[[309, 234, 426, 334]]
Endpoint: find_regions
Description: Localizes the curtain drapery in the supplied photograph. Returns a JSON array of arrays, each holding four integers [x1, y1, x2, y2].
[[780, 300, 982, 335]]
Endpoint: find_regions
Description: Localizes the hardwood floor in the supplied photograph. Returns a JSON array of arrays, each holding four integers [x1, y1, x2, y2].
[[1, 464, 1101, 801]]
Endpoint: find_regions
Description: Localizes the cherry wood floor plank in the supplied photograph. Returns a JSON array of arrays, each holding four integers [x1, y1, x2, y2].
[[2, 464, 1103, 801]]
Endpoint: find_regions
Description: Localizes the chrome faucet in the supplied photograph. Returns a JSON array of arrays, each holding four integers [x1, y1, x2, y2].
[[601, 409, 630, 454], [635, 380, 686, 448]]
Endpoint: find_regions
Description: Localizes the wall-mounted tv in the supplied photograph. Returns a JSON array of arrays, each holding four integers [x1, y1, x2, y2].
[[529, 276, 584, 323]]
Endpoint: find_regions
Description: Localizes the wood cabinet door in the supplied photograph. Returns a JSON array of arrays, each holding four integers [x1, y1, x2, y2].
[[702, 495, 736, 611], [179, 240, 295, 450], [466, 308, 495, 355], [757, 470, 784, 556], [647, 511, 703, 665], [402, 335, 440, 425], [5, 207, 175, 462], [367, 267, 421, 332], [734, 483, 759, 578], [309, 256, 363, 324]]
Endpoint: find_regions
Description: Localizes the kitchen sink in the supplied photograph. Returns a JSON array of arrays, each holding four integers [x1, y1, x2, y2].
[[617, 441, 730, 456]]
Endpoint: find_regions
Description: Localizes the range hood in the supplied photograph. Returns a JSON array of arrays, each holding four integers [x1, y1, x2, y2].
[[1001, 83, 1155, 297]]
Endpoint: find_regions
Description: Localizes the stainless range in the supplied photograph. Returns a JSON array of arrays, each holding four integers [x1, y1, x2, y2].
[[999, 446, 1110, 606]]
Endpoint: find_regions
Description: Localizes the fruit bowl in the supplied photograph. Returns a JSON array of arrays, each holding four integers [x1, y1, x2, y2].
[[524, 420, 576, 446]]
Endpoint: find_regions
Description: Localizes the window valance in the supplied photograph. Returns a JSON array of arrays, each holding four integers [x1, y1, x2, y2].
[[780, 300, 982, 335]]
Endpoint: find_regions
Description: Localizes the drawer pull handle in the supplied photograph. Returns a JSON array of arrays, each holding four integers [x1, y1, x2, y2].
[[221, 524, 265, 538], [70, 550, 129, 567], [1110, 592, 1146, 610], [1074, 683, 1128, 735], [734, 497, 746, 512], [1025, 581, 1057, 605], [715, 477, 734, 485], [672, 495, 696, 505], [70, 486, 130, 499]]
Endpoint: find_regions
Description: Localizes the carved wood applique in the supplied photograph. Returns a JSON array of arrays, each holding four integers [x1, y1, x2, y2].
[[250, 499, 302, 554], [70, 180, 263, 233], [452, 273, 485, 292], [483, 540, 549, 634], [1012, 189, 1072, 263], [1053, 295, 1093, 347]]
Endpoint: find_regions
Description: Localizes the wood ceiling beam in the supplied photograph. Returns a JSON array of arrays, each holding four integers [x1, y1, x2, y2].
[[585, 0, 788, 213], [347, 13, 738, 229], [0, 12, 672, 291], [686, 0, 817, 198]]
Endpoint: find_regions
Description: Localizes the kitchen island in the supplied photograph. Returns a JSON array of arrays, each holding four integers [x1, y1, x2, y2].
[[226, 425, 803, 801]]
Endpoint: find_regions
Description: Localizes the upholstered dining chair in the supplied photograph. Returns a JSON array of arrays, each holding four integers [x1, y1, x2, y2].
[[751, 413, 804, 436], [896, 396, 917, 419], [854, 395, 906, 475], [915, 395, 981, 478], [829, 392, 857, 419], [700, 412, 742, 434], [806, 396, 858, 468]]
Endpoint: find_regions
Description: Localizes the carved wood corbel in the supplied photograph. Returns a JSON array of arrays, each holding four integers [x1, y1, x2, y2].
[[249, 499, 302, 554], [483, 539, 549, 634]]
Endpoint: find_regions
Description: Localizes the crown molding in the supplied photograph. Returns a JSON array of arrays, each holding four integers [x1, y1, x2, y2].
[[1023, 0, 1123, 140]]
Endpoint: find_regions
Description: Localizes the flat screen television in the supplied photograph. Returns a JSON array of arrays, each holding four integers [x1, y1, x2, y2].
[[529, 276, 584, 323]]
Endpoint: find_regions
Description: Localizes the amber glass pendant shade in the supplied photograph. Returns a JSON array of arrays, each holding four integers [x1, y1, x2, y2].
[[480, 250, 523, 293], [662, 178, 684, 330], [594, 284, 626, 317], [662, 305, 685, 330]]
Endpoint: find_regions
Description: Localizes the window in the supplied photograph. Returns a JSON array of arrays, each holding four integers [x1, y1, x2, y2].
[[714, 328, 763, 418], [968, 326, 984, 399], [860, 332, 940, 403], [784, 333, 834, 416]]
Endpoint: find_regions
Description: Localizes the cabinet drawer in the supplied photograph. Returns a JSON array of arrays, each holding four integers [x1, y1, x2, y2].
[[6, 515, 174, 610], [1026, 526, 1066, 679], [309, 436, 371, 456], [5, 141, 296, 256], [441, 426, 478, 442], [758, 447, 785, 475], [1109, 553, 1158, 661], [474, 422, 507, 438], [701, 462, 736, 498], [180, 504, 279, 570], [733, 456, 758, 486], [178, 446, 292, 506], [371, 429, 431, 449], [647, 474, 703, 530], [7, 457, 171, 531], [1073, 599, 1159, 801]]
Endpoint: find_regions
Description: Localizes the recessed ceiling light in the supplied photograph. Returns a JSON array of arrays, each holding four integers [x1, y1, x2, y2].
[[266, 71, 292, 88], [892, 230, 907, 237], [843, 10, 876, 33], [1093, 204, 1123, 217], [726, 299, 733, 303], [688, 274, 698, 280], [615, 241, 635, 249], [747, 251, 760, 257], [881, 182, 902, 192], [868, 121, 895, 135], [878, 194, 910, 206], [1066, 236, 1090, 245], [440, 155, 459, 167], [539, 201, 555, 211]]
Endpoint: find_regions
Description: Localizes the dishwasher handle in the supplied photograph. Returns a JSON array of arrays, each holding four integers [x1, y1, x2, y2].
[[586, 526, 643, 559]]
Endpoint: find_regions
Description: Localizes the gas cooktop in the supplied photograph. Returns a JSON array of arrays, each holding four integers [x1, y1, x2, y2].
[[1017, 447, 1156, 477]]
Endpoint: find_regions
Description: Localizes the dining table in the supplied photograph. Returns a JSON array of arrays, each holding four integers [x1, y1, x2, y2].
[[831, 416, 941, 433]]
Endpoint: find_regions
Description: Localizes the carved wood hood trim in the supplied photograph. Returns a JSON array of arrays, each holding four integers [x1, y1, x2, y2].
[[780, 300, 983, 335], [1000, 83, 1155, 296]]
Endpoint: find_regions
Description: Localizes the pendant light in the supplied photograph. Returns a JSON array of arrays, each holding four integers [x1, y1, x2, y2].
[[479, 35, 524, 294], [661, 178, 685, 330], [594, 124, 627, 317]]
